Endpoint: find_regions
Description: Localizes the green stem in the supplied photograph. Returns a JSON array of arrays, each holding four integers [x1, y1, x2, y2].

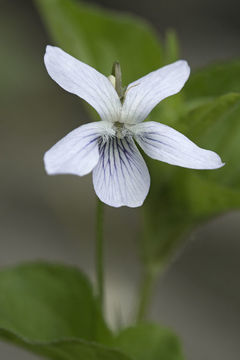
[[95, 198, 104, 311], [136, 268, 157, 323]]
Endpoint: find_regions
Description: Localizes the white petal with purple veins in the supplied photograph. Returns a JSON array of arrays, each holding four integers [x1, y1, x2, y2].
[[44, 122, 108, 176], [93, 137, 150, 207], [133, 121, 224, 169], [44, 46, 121, 122], [121, 60, 190, 124], [43, 46, 225, 208]]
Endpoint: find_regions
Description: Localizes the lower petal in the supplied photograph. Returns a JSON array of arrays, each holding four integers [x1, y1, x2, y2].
[[44, 122, 106, 176], [93, 137, 150, 208], [133, 121, 224, 169]]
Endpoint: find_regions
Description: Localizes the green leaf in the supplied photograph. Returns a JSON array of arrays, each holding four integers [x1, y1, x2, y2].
[[142, 170, 240, 270], [0, 262, 125, 359], [184, 59, 240, 102], [0, 264, 183, 360], [0, 262, 111, 343], [0, 330, 131, 360], [142, 93, 240, 269], [35, 0, 163, 84], [180, 93, 240, 188], [109, 323, 184, 360]]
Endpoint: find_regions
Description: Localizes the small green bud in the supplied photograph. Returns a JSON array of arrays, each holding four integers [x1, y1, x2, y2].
[[111, 61, 124, 100], [108, 75, 116, 88]]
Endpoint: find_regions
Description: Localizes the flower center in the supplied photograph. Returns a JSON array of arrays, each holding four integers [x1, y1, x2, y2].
[[113, 121, 128, 139]]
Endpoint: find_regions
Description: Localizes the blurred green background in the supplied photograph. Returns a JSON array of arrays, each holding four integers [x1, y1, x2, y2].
[[1, 0, 240, 359]]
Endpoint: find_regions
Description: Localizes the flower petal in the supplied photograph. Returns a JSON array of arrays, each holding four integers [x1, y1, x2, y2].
[[93, 137, 150, 207], [121, 60, 190, 124], [44, 122, 107, 176], [133, 121, 224, 169], [44, 46, 121, 122]]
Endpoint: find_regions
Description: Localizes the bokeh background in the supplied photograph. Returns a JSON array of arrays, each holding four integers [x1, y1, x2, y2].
[[1, 0, 240, 359]]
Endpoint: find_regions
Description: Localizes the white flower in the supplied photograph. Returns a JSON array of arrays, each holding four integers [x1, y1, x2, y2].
[[44, 46, 224, 208]]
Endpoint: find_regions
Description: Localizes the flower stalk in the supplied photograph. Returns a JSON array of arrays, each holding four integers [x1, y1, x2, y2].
[[136, 267, 157, 323], [96, 198, 104, 311]]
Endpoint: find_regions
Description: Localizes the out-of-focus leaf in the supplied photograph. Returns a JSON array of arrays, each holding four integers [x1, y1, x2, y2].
[[109, 323, 184, 360], [0, 262, 114, 357], [0, 330, 131, 360], [184, 60, 240, 102], [143, 93, 240, 268], [180, 93, 240, 188], [164, 29, 179, 64], [0, 263, 183, 360], [143, 166, 240, 268], [35, 0, 163, 84]]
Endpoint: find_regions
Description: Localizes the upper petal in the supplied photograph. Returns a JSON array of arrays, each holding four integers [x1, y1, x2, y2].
[[121, 60, 190, 124], [133, 121, 224, 169], [44, 122, 108, 176], [93, 137, 150, 208], [44, 46, 121, 122]]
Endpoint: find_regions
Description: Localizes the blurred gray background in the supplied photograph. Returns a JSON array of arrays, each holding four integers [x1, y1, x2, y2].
[[1, 0, 240, 359]]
